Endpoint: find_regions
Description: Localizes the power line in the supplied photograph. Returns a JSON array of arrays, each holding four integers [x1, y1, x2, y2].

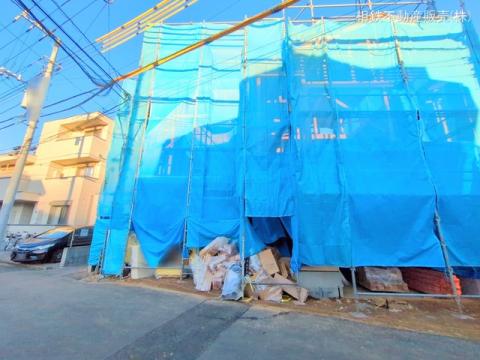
[[24, 0, 126, 96], [12, 0, 103, 83], [0, 0, 73, 55], [0, 2, 430, 134], [0, 114, 25, 125], [50, 0, 122, 77], [40, 87, 110, 117], [0, 98, 128, 151], [0, 119, 26, 131], [0, 8, 115, 116], [33, 1, 109, 78], [0, 0, 40, 45], [3, 0, 99, 77], [7, 3, 112, 108]]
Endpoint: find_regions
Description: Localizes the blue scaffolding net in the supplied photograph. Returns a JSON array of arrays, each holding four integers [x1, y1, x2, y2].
[[89, 18, 480, 276]]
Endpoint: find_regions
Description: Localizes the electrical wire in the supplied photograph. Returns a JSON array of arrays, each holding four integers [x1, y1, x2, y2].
[[0, 0, 404, 116], [0, 3, 117, 115], [3, 0, 99, 78], [0, 0, 44, 50], [0, 1, 433, 144], [49, 0, 122, 78], [0, 0, 73, 54], [0, 97, 128, 153], [25, 0, 126, 95], [0, 47, 100, 119], [124, 1, 420, 100], [9, 1, 106, 88], [0, 114, 25, 125]]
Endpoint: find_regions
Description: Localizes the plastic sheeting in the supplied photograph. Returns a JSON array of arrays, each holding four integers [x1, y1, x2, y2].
[[89, 18, 480, 275]]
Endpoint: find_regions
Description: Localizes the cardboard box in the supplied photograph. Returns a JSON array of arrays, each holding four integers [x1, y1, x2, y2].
[[279, 257, 291, 278], [244, 277, 257, 299], [273, 273, 308, 303], [258, 286, 283, 302], [258, 248, 280, 275]]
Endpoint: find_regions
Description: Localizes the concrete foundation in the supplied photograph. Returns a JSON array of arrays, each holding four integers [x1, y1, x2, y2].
[[61, 245, 91, 267]]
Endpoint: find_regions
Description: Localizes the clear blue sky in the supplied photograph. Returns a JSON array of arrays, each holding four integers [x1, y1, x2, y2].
[[0, 0, 478, 151]]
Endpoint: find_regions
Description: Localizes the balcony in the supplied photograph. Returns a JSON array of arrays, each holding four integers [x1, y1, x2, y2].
[[48, 135, 109, 166], [0, 176, 42, 202], [59, 114, 110, 131], [0, 154, 36, 168]]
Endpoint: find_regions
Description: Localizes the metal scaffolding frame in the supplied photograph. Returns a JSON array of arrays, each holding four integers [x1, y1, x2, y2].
[[100, 0, 480, 310]]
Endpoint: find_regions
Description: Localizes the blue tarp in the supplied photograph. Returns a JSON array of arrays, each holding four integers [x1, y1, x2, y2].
[[89, 19, 480, 275]]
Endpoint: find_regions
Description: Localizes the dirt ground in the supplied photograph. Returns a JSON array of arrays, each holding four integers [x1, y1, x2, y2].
[[102, 276, 480, 342]]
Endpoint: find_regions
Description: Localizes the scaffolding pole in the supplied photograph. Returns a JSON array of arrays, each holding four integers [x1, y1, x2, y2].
[[181, 25, 206, 279], [309, 0, 315, 21], [239, 24, 249, 296], [378, 19, 465, 312], [101, 31, 160, 277], [289, 1, 427, 10]]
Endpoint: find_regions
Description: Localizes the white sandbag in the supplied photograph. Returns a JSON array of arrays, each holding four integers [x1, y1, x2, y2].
[[191, 254, 212, 292], [221, 263, 243, 301], [199, 236, 230, 257], [249, 254, 263, 273], [206, 254, 228, 272], [218, 242, 237, 256]]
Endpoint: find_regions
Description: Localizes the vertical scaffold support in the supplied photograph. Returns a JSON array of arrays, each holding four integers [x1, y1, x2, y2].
[[309, 0, 315, 22], [390, 19, 463, 314], [434, 213, 464, 313], [239, 24, 249, 295], [350, 267, 359, 302], [105, 26, 159, 277], [181, 24, 206, 279]]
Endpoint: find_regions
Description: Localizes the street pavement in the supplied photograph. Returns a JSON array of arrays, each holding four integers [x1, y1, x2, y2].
[[0, 259, 479, 360]]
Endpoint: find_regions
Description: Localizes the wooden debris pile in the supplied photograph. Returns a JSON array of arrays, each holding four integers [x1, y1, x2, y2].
[[190, 237, 241, 293], [245, 247, 308, 304]]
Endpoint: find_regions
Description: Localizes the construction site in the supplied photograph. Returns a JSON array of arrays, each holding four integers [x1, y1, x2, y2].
[[1, 1, 480, 358], [75, 0, 480, 312]]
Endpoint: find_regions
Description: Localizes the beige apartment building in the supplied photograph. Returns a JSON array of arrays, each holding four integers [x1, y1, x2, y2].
[[0, 112, 113, 234]]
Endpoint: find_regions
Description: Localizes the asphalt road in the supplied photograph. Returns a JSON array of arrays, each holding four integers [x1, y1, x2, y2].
[[0, 261, 479, 360]]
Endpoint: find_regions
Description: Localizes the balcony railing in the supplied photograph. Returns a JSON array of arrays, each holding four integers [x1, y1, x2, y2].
[[45, 135, 108, 166]]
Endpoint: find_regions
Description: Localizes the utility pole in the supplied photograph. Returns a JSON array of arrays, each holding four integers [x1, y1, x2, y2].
[[0, 41, 59, 245]]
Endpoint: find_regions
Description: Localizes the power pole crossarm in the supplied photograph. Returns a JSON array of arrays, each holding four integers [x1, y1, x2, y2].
[[0, 43, 59, 244], [0, 67, 23, 82]]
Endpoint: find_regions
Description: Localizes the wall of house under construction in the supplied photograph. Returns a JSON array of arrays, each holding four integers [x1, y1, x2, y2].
[[88, 17, 480, 276]]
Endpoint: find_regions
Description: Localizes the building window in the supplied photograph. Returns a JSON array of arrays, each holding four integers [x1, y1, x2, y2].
[[76, 165, 96, 178], [74, 137, 82, 145], [84, 165, 95, 177], [0, 201, 35, 224], [47, 164, 65, 178], [48, 205, 69, 225]]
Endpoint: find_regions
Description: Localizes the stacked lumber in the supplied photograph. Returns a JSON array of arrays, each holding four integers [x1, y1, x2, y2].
[[357, 267, 409, 293], [401, 268, 462, 295], [460, 278, 480, 295]]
